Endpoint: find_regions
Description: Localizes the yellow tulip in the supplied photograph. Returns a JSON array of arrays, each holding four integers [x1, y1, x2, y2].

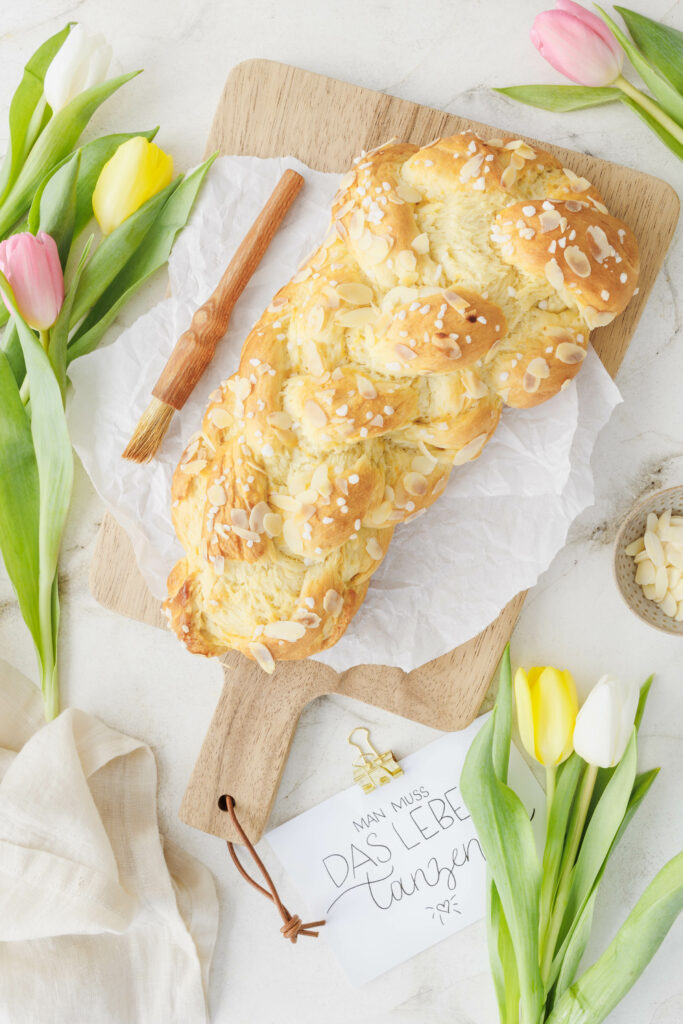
[[92, 137, 173, 235], [514, 665, 578, 766]]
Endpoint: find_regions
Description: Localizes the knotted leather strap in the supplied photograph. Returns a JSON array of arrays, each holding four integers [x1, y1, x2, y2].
[[221, 795, 325, 943]]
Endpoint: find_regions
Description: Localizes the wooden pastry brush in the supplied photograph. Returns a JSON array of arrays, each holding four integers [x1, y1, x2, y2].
[[123, 168, 304, 463]]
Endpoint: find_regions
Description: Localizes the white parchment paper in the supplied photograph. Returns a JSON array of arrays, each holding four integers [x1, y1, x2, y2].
[[67, 156, 622, 671]]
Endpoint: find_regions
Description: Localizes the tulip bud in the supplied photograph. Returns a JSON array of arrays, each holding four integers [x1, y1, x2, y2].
[[531, 0, 623, 87], [92, 137, 174, 236], [43, 24, 112, 113], [0, 232, 64, 330], [572, 675, 639, 768], [514, 665, 578, 766]]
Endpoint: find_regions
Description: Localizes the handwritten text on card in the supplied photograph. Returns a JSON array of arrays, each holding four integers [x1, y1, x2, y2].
[[267, 715, 543, 985]]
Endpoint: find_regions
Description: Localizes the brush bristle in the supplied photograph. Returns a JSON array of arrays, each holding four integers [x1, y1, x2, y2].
[[122, 397, 176, 463]]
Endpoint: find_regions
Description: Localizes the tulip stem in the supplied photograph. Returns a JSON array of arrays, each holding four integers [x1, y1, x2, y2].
[[38, 607, 60, 722], [538, 763, 558, 949], [41, 658, 60, 721], [19, 331, 48, 404], [614, 75, 683, 146], [541, 762, 598, 984], [545, 765, 556, 811]]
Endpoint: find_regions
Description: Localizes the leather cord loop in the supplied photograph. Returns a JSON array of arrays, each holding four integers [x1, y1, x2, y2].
[[221, 795, 325, 943]]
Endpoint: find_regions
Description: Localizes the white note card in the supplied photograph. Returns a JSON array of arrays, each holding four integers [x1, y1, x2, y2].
[[266, 715, 544, 985]]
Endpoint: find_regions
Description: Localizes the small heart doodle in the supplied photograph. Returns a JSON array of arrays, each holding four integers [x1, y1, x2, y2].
[[426, 896, 461, 925]]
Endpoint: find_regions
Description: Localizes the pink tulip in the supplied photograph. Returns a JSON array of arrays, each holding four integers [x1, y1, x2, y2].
[[531, 0, 623, 87], [0, 232, 64, 331]]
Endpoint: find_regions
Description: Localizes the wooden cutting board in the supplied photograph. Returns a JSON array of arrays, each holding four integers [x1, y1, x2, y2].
[[90, 59, 679, 844]]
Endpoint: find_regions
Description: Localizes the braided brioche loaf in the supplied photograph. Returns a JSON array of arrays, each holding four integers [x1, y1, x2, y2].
[[164, 130, 638, 672]]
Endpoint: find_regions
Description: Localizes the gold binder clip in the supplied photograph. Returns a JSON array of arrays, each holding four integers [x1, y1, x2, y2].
[[348, 727, 404, 794]]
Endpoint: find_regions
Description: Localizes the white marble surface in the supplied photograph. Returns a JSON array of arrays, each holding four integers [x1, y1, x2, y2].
[[1, 1, 682, 1022]]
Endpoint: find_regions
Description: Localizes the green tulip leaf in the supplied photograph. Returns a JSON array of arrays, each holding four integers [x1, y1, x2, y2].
[[485, 649, 520, 1024], [0, 23, 72, 205], [492, 646, 512, 782], [539, 754, 584, 943], [634, 675, 653, 731], [11, 308, 73, 719], [561, 732, 637, 937], [495, 85, 621, 112], [0, 70, 142, 239], [462, 712, 544, 1024], [28, 150, 80, 268], [595, 6, 683, 126], [618, 93, 683, 159], [68, 176, 180, 329], [547, 767, 660, 1001], [0, 349, 41, 651], [546, 850, 683, 1024], [49, 236, 93, 398], [615, 7, 683, 94], [68, 155, 216, 361], [552, 882, 599, 1007], [488, 883, 521, 1024], [1, 321, 25, 386]]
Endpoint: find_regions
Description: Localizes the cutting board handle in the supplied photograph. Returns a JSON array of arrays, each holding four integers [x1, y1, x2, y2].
[[179, 657, 336, 843]]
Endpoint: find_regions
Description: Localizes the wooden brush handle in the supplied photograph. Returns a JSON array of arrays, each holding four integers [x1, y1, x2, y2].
[[153, 168, 304, 411]]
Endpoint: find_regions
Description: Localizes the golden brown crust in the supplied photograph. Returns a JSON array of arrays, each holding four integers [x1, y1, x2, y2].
[[493, 200, 639, 324], [164, 130, 639, 671]]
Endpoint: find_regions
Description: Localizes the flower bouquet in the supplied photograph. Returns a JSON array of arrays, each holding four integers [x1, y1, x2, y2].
[[499, 2, 683, 161], [0, 24, 214, 718], [461, 649, 682, 1024]]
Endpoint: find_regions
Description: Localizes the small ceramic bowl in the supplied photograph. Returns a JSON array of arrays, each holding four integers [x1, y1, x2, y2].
[[614, 484, 683, 637]]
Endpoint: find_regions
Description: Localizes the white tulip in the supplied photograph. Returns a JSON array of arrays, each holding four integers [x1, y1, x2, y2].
[[573, 675, 640, 768], [43, 25, 112, 113]]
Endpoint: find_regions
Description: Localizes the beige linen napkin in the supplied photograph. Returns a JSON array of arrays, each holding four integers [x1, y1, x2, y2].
[[0, 660, 218, 1024]]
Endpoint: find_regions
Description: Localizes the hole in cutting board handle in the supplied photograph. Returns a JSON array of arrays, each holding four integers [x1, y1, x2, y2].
[[217, 794, 233, 812]]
